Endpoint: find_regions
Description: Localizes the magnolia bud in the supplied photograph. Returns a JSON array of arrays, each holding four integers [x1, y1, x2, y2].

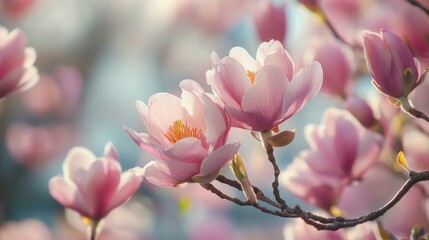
[[230, 154, 257, 203]]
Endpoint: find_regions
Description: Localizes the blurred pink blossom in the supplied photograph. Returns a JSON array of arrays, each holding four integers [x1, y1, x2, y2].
[[362, 30, 421, 99], [253, 0, 286, 43], [207, 40, 322, 132], [0, 0, 36, 19], [126, 80, 240, 187], [344, 95, 376, 128], [0, 26, 39, 99], [281, 108, 383, 211], [283, 218, 347, 240], [6, 123, 76, 170], [303, 37, 354, 96], [49, 142, 143, 221], [0, 219, 53, 240]]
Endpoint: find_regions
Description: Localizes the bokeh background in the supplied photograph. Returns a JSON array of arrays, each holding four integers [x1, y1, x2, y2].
[[0, 0, 428, 239]]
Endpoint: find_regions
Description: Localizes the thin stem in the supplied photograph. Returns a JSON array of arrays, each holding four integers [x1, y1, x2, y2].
[[88, 220, 99, 240], [405, 0, 429, 16], [266, 147, 288, 209], [407, 106, 429, 122], [201, 183, 250, 206]]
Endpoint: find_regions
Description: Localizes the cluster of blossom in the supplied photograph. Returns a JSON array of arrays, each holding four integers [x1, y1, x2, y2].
[[1, 0, 429, 239]]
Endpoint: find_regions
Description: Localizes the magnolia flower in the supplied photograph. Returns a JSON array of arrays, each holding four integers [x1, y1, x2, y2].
[[49, 143, 143, 222], [207, 40, 322, 132], [362, 30, 423, 100], [0, 26, 39, 99], [253, 0, 286, 43], [281, 108, 383, 211], [126, 80, 240, 187]]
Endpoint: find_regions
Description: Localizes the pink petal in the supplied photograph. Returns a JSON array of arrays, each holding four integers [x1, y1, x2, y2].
[[362, 31, 403, 97], [106, 169, 143, 211], [143, 160, 200, 187], [201, 94, 228, 148], [179, 81, 206, 132], [241, 65, 288, 131], [229, 47, 256, 72], [163, 138, 207, 163], [103, 142, 119, 161], [63, 147, 96, 185], [124, 127, 165, 159], [382, 30, 418, 79], [49, 176, 91, 217], [206, 55, 252, 110], [147, 93, 182, 146], [352, 131, 383, 178], [82, 158, 121, 219], [281, 61, 323, 120], [225, 105, 259, 130], [198, 142, 240, 179], [135, 100, 149, 130], [261, 41, 295, 80]]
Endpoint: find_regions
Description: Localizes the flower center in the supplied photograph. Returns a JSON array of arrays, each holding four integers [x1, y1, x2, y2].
[[247, 70, 257, 85], [164, 119, 202, 144]]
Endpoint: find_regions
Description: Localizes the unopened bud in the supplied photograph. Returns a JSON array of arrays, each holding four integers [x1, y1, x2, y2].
[[230, 154, 257, 203]]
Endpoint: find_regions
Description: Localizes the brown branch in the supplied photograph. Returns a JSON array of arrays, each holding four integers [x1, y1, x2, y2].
[[407, 106, 429, 123], [207, 169, 429, 231], [266, 147, 288, 209], [405, 0, 429, 16]]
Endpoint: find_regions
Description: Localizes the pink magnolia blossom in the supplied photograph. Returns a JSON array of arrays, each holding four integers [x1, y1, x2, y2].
[[207, 40, 322, 132], [0, 26, 39, 99], [303, 37, 354, 96], [362, 29, 422, 99], [344, 95, 376, 128], [126, 80, 240, 187], [253, 0, 286, 43], [281, 108, 383, 211], [49, 142, 143, 221]]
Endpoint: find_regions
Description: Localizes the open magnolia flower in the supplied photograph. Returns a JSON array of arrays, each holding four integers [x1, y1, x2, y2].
[[206, 40, 323, 133], [126, 80, 240, 187], [0, 26, 39, 99], [49, 143, 143, 222]]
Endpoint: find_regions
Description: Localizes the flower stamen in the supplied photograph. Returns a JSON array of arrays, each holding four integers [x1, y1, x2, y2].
[[164, 119, 202, 144], [247, 70, 257, 85]]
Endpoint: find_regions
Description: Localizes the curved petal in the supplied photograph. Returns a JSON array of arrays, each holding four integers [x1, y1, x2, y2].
[[206, 56, 252, 110], [82, 158, 121, 219], [106, 169, 143, 211], [198, 142, 240, 179], [262, 42, 295, 80], [382, 30, 418, 79], [179, 79, 205, 94], [202, 94, 228, 147], [281, 61, 323, 120], [362, 31, 403, 97], [180, 82, 206, 131], [147, 93, 182, 146], [124, 127, 165, 159], [225, 105, 260, 130], [63, 147, 96, 185], [229, 47, 256, 72], [135, 100, 149, 130], [241, 65, 288, 131], [143, 160, 200, 187], [103, 142, 119, 161], [163, 138, 207, 163], [49, 177, 91, 217]]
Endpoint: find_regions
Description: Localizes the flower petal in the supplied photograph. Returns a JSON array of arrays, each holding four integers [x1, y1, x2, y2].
[[229, 47, 256, 72], [281, 61, 323, 120], [49, 176, 91, 217], [163, 138, 207, 163], [103, 142, 119, 161], [241, 65, 288, 131], [143, 160, 200, 187], [261, 41, 295, 80], [63, 147, 97, 185], [197, 142, 240, 181], [201, 94, 228, 148], [106, 169, 143, 211], [206, 54, 252, 110], [136, 100, 149, 130], [124, 127, 165, 159], [82, 158, 121, 219]]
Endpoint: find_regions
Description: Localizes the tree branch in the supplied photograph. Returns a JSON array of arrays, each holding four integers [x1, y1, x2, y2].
[[405, 0, 429, 16]]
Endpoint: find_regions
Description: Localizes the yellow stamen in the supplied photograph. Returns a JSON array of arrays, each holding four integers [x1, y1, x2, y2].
[[81, 216, 92, 225], [164, 119, 202, 144], [247, 70, 257, 85]]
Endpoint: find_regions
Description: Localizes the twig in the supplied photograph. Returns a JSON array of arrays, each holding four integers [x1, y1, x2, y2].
[[266, 148, 288, 208], [407, 106, 429, 123], [405, 0, 429, 16]]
